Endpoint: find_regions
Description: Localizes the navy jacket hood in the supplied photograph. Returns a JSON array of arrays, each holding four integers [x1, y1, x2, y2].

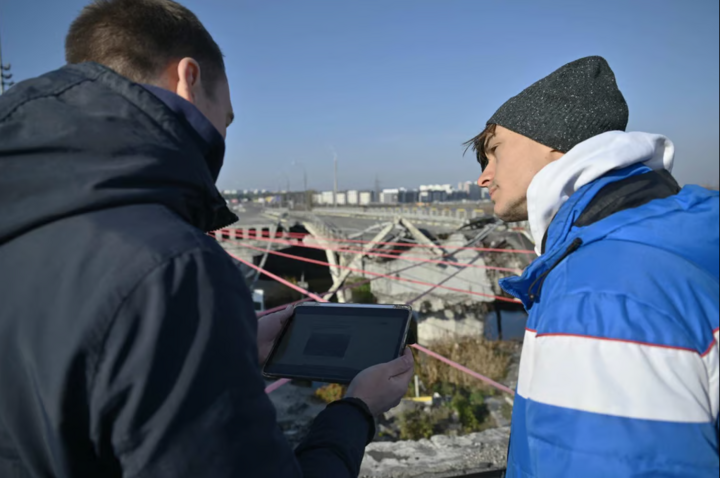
[[0, 62, 237, 244]]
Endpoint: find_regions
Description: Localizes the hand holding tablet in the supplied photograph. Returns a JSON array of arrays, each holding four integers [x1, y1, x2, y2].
[[263, 303, 414, 384]]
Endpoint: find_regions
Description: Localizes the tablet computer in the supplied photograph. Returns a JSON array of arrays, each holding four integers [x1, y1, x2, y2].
[[262, 303, 413, 384]]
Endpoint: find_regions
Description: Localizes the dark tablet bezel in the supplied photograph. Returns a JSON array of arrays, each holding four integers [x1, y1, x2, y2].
[[262, 303, 413, 384]]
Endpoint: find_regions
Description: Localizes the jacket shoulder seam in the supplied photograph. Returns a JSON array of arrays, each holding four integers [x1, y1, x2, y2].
[[0, 75, 97, 125]]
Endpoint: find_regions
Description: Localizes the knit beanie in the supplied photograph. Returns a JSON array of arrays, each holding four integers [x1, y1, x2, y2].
[[487, 56, 629, 153]]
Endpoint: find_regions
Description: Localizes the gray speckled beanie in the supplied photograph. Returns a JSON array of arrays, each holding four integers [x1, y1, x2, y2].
[[488, 56, 629, 152]]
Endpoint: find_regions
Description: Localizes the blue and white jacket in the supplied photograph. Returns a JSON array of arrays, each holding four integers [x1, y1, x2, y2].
[[501, 132, 720, 477]]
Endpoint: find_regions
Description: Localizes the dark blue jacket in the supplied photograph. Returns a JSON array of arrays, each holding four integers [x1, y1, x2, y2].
[[0, 62, 373, 478]]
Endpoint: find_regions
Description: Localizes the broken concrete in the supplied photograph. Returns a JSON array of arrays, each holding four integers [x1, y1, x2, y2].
[[262, 340, 522, 477], [365, 233, 497, 305], [360, 427, 510, 478]]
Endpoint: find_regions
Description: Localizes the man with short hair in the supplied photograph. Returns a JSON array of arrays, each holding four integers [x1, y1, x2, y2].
[[0, 1, 414, 477], [467, 56, 719, 477]]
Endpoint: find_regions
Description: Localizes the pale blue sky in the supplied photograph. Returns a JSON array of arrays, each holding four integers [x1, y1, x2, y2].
[[2, 0, 718, 191]]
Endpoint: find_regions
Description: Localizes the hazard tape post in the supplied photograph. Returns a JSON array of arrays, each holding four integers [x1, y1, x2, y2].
[[228, 252, 516, 397]]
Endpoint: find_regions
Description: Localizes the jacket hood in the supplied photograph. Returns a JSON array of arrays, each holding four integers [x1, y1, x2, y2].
[[527, 131, 675, 255], [0, 62, 237, 244]]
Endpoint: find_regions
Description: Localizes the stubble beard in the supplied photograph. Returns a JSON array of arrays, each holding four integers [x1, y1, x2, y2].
[[495, 195, 529, 223]]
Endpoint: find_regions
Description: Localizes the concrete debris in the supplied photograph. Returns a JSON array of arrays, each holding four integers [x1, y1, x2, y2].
[[365, 233, 496, 307], [360, 427, 510, 478]]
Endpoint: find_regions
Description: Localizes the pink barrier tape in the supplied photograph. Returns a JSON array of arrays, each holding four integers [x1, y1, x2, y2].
[[255, 250, 455, 318], [228, 253, 326, 303], [410, 344, 515, 396], [264, 378, 292, 394], [219, 229, 536, 255], [257, 299, 312, 318], [237, 242, 521, 304], [220, 232, 522, 273]]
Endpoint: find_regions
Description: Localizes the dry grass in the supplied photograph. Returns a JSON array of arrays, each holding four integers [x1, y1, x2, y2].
[[415, 337, 511, 394], [313, 383, 347, 403]]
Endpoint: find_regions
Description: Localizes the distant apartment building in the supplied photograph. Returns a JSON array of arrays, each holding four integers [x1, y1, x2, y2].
[[377, 188, 420, 204], [359, 191, 373, 205], [401, 190, 418, 204], [308, 183, 486, 206], [457, 181, 487, 201], [419, 184, 453, 203], [380, 189, 399, 204], [321, 191, 334, 205]]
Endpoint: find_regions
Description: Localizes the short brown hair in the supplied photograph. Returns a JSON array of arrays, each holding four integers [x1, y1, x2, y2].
[[464, 123, 497, 171], [65, 0, 225, 96]]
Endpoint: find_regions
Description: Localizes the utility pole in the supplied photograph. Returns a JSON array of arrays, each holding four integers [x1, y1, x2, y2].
[[291, 161, 309, 210], [0, 15, 14, 95], [333, 153, 338, 208], [374, 174, 381, 204], [301, 164, 308, 210], [303, 167, 308, 196]]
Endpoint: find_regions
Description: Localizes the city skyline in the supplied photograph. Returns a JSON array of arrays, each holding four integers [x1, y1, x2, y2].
[[223, 179, 482, 195]]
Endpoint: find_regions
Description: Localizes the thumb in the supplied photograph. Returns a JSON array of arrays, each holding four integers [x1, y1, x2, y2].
[[278, 305, 294, 325], [383, 348, 414, 378]]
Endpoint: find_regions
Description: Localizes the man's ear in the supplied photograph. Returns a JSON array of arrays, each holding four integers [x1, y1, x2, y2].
[[175, 57, 202, 105]]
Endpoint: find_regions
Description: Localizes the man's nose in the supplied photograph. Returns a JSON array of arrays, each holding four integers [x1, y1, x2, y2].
[[478, 167, 493, 188]]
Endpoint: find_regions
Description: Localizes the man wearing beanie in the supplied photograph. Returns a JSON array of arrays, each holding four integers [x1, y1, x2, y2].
[[467, 56, 719, 477]]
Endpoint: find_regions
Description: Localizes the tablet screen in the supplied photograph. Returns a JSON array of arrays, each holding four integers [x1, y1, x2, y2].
[[264, 305, 410, 383]]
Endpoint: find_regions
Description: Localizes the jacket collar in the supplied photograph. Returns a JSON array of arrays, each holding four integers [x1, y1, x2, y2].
[[501, 163, 653, 309], [141, 84, 226, 182], [526, 131, 675, 255]]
